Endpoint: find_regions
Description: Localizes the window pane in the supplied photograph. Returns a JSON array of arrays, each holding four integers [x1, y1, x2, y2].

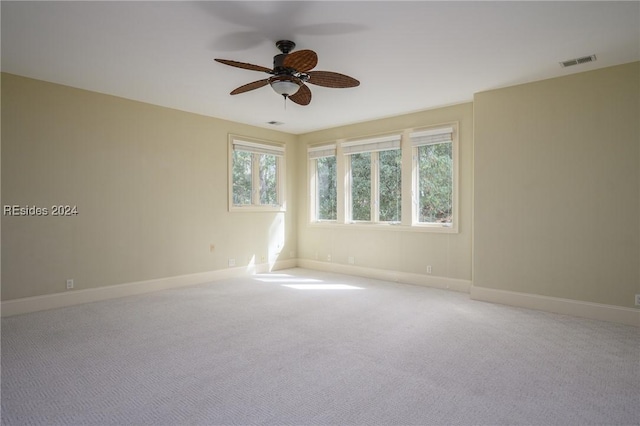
[[259, 154, 277, 205], [351, 152, 371, 221], [418, 142, 452, 223], [317, 156, 337, 220], [232, 150, 252, 205], [379, 149, 402, 222]]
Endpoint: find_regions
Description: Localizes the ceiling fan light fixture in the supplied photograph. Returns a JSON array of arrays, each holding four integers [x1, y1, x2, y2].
[[270, 76, 301, 97]]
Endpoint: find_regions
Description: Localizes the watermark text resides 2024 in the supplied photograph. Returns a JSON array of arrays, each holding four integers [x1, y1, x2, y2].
[[3, 205, 78, 217]]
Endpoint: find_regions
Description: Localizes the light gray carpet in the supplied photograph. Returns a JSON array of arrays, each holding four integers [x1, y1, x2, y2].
[[2, 268, 639, 425]]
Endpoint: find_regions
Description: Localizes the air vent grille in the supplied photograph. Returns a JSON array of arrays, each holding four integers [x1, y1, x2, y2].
[[560, 54, 597, 68], [267, 121, 284, 126]]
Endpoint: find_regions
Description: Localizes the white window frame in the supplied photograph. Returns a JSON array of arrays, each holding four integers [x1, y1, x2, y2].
[[228, 134, 286, 212], [410, 123, 459, 232], [343, 134, 402, 224], [307, 123, 459, 233], [308, 144, 337, 222]]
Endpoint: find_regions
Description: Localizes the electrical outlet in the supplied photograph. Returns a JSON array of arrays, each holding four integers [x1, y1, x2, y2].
[[228, 258, 235, 267], [348, 256, 355, 264], [635, 294, 640, 306], [427, 265, 432, 274], [66, 279, 74, 290], [327, 254, 331, 262], [261, 255, 266, 263]]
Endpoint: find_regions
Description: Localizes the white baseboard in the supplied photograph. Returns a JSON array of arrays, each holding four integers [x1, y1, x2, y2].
[[1, 259, 297, 317], [470, 285, 640, 327], [298, 260, 638, 327], [297, 259, 472, 293], [6, 259, 635, 327]]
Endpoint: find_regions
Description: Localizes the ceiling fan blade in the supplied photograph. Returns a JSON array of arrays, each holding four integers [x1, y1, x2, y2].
[[214, 59, 272, 74], [289, 84, 312, 106], [230, 79, 269, 95], [283, 49, 318, 72], [307, 71, 360, 88]]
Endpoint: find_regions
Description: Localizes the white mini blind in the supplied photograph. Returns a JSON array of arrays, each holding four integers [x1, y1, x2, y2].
[[410, 127, 453, 147], [308, 144, 336, 159], [233, 139, 284, 157], [342, 134, 401, 155]]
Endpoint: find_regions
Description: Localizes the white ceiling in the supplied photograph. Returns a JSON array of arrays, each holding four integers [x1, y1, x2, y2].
[[2, 1, 639, 134]]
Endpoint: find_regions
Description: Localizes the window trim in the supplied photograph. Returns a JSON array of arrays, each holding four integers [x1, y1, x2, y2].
[[345, 149, 403, 224], [228, 134, 286, 212], [410, 123, 459, 232], [343, 133, 402, 224], [307, 122, 459, 233]]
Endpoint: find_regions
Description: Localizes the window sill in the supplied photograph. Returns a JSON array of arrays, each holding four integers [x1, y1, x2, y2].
[[308, 221, 458, 233], [230, 205, 286, 213]]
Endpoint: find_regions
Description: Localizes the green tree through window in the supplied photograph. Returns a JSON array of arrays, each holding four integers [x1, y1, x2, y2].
[[317, 156, 337, 220], [259, 154, 277, 205], [351, 152, 371, 221], [232, 150, 252, 205], [418, 142, 452, 223], [379, 149, 402, 222]]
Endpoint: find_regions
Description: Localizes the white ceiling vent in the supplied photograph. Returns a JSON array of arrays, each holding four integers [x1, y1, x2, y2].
[[560, 54, 597, 68]]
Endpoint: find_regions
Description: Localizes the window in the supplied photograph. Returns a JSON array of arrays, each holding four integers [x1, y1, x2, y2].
[[308, 144, 337, 221], [410, 126, 457, 229], [229, 136, 285, 211], [307, 123, 458, 232], [343, 134, 402, 223]]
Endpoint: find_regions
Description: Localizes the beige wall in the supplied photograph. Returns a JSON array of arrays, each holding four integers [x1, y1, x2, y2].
[[3, 62, 638, 311], [296, 103, 474, 281], [473, 62, 639, 308], [1, 73, 298, 300]]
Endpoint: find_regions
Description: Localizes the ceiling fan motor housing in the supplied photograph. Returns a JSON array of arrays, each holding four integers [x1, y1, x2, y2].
[[273, 41, 297, 76], [273, 53, 289, 74]]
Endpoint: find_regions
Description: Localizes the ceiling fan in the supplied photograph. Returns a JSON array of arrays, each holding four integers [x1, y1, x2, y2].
[[214, 40, 360, 106]]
